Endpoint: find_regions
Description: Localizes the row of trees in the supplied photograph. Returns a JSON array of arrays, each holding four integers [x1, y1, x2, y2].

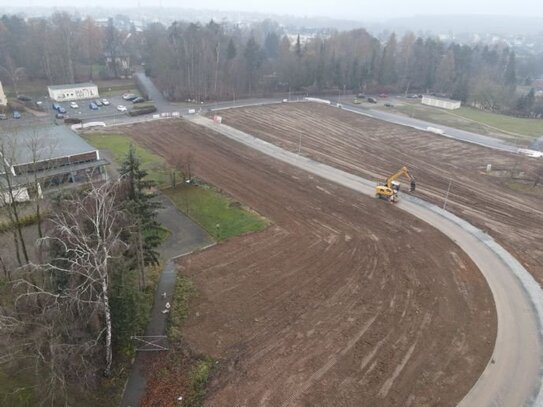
[[1, 12, 542, 115], [0, 146, 162, 404], [144, 21, 543, 115], [0, 12, 132, 86]]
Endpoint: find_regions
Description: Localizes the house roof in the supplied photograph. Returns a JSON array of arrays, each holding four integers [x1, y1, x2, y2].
[[48, 83, 98, 91]]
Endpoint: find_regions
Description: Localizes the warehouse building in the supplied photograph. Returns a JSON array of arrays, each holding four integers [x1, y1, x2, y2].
[[47, 83, 99, 102], [0, 124, 108, 204], [421, 96, 462, 110]]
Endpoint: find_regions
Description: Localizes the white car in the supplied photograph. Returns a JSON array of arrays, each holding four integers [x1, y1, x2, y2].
[[117, 105, 127, 112], [70, 101, 79, 109], [102, 98, 110, 106]]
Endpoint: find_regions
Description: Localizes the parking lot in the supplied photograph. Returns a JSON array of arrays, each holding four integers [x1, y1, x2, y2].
[[48, 94, 140, 122], [0, 92, 149, 127]]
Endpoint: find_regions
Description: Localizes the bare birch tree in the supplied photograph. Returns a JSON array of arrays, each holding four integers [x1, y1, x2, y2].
[[18, 180, 128, 377]]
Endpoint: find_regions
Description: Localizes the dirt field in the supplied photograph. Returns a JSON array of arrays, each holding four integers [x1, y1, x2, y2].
[[218, 102, 543, 285], [119, 119, 495, 406]]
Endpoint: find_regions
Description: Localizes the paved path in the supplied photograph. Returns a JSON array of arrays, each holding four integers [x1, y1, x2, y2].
[[119, 194, 213, 407], [189, 115, 543, 407]]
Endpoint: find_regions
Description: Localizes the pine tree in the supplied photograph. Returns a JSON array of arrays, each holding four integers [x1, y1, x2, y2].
[[503, 51, 517, 88], [295, 34, 302, 58], [119, 144, 162, 288], [226, 38, 237, 60]]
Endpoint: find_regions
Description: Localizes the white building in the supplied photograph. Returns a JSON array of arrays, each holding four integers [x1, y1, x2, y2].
[[421, 96, 461, 110], [47, 83, 99, 102], [0, 81, 7, 107]]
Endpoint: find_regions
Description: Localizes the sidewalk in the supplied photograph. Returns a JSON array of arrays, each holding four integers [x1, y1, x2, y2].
[[119, 194, 213, 407]]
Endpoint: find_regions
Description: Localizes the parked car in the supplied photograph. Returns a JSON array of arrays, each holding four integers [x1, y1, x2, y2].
[[102, 98, 110, 106], [116, 105, 127, 112], [356, 93, 366, 99], [17, 95, 32, 102], [132, 97, 145, 104], [94, 99, 103, 107], [58, 106, 67, 114], [52, 103, 61, 111], [12, 111, 21, 119], [89, 102, 98, 110], [122, 93, 138, 101], [353, 99, 361, 104], [379, 93, 388, 98], [367, 97, 377, 103], [0, 113, 7, 120], [384, 103, 394, 108], [70, 101, 79, 109], [55, 113, 65, 119]]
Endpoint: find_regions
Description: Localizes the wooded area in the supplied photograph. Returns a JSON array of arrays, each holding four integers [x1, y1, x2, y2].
[[0, 146, 163, 405], [0, 13, 542, 112]]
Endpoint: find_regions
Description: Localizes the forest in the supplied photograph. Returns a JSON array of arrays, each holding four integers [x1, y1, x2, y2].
[[1, 12, 542, 115]]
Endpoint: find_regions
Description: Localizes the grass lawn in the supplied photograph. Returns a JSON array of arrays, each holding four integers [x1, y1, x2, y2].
[[83, 133, 171, 187], [164, 183, 269, 241], [83, 133, 269, 240], [453, 107, 543, 137], [395, 102, 542, 144]]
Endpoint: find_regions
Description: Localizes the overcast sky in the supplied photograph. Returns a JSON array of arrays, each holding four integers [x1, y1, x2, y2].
[[2, 0, 542, 20]]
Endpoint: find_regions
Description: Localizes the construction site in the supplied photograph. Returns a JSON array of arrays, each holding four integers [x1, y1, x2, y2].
[[105, 98, 543, 406]]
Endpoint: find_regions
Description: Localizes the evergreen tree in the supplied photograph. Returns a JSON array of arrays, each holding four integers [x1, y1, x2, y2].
[[295, 34, 302, 58], [503, 51, 517, 88], [264, 32, 280, 59], [244, 36, 264, 94], [226, 38, 237, 60], [378, 33, 397, 86], [119, 144, 162, 288]]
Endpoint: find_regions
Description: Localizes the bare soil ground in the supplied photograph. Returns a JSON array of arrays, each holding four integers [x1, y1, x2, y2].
[[117, 119, 495, 406], [218, 102, 543, 285]]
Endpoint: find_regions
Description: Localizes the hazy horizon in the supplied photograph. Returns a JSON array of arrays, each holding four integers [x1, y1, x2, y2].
[[1, 0, 542, 21]]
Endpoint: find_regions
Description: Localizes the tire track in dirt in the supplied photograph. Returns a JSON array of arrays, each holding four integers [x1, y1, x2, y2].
[[117, 119, 495, 406], [219, 103, 543, 284]]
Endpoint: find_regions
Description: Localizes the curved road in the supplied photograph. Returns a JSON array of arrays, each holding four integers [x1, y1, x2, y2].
[[189, 115, 543, 406]]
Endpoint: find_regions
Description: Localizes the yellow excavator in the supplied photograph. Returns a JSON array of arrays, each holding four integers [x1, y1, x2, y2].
[[375, 166, 416, 203]]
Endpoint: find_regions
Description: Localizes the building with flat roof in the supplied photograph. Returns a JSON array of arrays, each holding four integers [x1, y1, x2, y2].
[[0, 124, 107, 203], [47, 83, 99, 102], [421, 96, 462, 110]]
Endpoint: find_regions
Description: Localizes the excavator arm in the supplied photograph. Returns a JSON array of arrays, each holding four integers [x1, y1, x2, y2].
[[385, 166, 416, 191]]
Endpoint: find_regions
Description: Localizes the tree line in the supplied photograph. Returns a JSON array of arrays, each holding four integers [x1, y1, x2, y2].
[[1, 13, 542, 116]]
